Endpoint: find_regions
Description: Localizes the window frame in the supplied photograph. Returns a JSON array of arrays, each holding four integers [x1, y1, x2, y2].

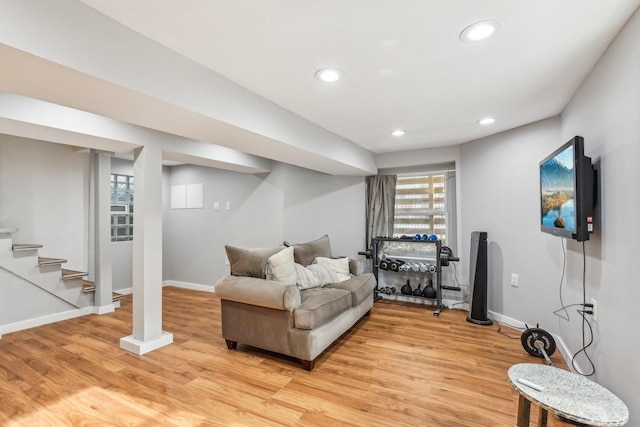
[[392, 171, 455, 249], [110, 173, 134, 242]]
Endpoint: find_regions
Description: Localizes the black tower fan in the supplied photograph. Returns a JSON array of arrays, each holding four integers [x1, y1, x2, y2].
[[467, 231, 493, 325]]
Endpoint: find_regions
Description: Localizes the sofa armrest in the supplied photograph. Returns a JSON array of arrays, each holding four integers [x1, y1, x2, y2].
[[349, 259, 367, 275], [215, 276, 301, 311]]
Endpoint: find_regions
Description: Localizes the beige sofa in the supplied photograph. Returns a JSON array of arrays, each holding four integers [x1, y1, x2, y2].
[[215, 236, 376, 370]]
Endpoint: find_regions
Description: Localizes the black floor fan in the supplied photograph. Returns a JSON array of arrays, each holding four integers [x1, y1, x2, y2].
[[467, 231, 493, 325]]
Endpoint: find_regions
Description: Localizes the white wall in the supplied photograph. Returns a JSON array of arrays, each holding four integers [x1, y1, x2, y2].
[[458, 6, 640, 419], [281, 163, 366, 259], [0, 135, 89, 270], [460, 117, 562, 321], [163, 164, 285, 286], [560, 6, 640, 422]]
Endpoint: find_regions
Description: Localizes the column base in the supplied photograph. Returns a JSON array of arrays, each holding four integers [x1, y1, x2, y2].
[[95, 304, 115, 315], [120, 331, 173, 355]]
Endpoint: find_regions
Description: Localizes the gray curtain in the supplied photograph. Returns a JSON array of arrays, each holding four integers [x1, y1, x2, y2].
[[365, 175, 397, 250], [445, 170, 457, 254]]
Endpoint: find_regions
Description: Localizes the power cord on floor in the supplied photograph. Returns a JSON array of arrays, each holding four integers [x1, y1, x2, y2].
[[448, 301, 466, 308], [495, 318, 525, 340]]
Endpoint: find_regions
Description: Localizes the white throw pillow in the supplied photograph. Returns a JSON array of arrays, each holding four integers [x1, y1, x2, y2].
[[294, 262, 338, 290], [265, 246, 296, 285], [314, 257, 352, 282]]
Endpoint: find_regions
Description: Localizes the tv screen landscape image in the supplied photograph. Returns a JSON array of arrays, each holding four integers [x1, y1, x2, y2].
[[540, 143, 576, 233], [539, 135, 594, 242]]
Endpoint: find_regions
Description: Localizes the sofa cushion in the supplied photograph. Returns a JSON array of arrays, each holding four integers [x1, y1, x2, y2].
[[225, 245, 282, 279], [284, 235, 331, 266], [324, 273, 376, 307], [294, 288, 351, 330], [266, 247, 296, 285]]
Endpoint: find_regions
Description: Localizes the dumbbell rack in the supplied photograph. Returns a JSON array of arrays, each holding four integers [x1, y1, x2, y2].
[[372, 237, 445, 316]]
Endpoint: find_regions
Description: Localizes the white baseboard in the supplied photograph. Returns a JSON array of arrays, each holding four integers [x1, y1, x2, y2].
[[554, 334, 573, 371], [0, 306, 98, 338], [95, 304, 115, 315], [163, 280, 215, 293], [488, 310, 527, 329], [114, 281, 216, 296]]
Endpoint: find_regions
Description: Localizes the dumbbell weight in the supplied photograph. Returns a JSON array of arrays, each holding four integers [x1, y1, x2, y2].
[[389, 259, 405, 272]]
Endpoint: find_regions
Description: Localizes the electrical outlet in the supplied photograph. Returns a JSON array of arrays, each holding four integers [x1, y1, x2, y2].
[[511, 273, 519, 287], [590, 298, 597, 322]]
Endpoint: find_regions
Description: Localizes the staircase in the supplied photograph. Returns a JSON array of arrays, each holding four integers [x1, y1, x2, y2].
[[0, 228, 124, 334], [82, 279, 125, 305]]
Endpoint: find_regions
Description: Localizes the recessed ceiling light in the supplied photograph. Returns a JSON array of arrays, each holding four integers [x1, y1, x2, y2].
[[478, 117, 496, 125], [391, 129, 406, 137], [315, 68, 343, 83], [460, 20, 501, 42]]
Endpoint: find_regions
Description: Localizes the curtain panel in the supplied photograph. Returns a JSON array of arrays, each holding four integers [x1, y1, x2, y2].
[[365, 175, 397, 250]]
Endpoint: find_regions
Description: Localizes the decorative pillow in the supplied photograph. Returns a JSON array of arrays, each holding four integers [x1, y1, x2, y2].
[[225, 245, 282, 278], [315, 257, 353, 282], [266, 247, 296, 285], [294, 262, 338, 290], [283, 235, 332, 266]]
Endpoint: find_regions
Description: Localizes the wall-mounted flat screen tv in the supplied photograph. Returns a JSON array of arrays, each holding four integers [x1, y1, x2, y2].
[[539, 136, 594, 242]]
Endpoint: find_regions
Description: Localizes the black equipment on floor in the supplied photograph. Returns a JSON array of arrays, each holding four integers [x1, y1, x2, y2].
[[521, 326, 556, 366], [401, 279, 412, 295], [467, 231, 493, 325], [422, 279, 437, 299]]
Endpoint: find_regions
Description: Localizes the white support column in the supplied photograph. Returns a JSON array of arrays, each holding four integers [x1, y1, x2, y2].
[[120, 146, 173, 355], [92, 150, 115, 314]]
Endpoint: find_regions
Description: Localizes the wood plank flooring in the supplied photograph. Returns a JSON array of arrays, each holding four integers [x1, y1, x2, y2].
[[0, 287, 576, 426]]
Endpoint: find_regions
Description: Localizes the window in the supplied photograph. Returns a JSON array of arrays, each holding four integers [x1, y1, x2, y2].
[[111, 174, 134, 242], [393, 172, 455, 246]]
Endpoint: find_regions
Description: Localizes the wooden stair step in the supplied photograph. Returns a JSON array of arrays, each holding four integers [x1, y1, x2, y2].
[[82, 280, 124, 303], [82, 280, 96, 293], [12, 243, 43, 251], [38, 257, 67, 266], [61, 269, 88, 280]]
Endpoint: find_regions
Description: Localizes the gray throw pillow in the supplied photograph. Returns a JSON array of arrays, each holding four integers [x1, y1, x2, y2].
[[225, 245, 282, 278], [283, 235, 332, 267]]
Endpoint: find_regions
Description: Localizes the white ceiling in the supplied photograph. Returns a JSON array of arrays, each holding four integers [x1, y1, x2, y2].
[[77, 0, 640, 154]]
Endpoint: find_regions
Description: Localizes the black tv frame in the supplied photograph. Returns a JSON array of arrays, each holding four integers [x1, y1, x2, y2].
[[539, 135, 595, 242]]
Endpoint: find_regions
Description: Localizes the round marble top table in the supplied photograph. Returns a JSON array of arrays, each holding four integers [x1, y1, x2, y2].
[[508, 363, 628, 427]]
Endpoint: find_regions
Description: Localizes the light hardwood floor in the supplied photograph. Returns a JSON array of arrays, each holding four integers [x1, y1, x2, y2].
[[0, 287, 576, 426]]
